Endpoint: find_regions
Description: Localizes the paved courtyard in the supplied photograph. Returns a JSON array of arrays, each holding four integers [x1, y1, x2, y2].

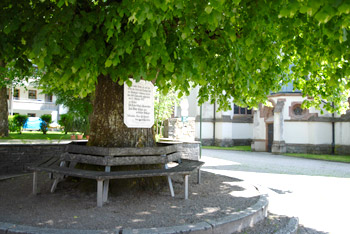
[[201, 149, 350, 234]]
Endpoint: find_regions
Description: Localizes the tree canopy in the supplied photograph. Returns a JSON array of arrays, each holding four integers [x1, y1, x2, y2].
[[1, 0, 350, 113]]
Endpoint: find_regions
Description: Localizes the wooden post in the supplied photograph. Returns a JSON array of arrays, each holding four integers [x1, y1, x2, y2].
[[184, 175, 189, 199], [97, 180, 104, 207], [33, 172, 38, 195]]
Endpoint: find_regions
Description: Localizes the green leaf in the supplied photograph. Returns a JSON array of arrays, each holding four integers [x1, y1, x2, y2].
[[126, 79, 132, 87], [105, 59, 112, 68], [165, 62, 174, 72], [233, 0, 241, 5], [278, 8, 290, 18], [314, 5, 336, 24], [338, 3, 350, 15], [79, 69, 87, 79], [57, 0, 65, 8], [71, 66, 78, 74], [205, 6, 213, 14]]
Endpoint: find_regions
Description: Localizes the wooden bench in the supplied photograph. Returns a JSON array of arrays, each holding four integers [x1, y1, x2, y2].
[[26, 144, 204, 207]]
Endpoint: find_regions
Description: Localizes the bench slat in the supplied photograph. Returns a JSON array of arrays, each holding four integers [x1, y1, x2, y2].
[[27, 160, 204, 180], [66, 144, 178, 156], [60, 152, 181, 166], [107, 152, 181, 165], [60, 153, 108, 166], [27, 157, 60, 171]]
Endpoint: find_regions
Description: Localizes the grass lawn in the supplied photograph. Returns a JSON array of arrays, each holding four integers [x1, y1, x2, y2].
[[0, 131, 83, 140], [284, 153, 350, 163], [202, 145, 251, 151]]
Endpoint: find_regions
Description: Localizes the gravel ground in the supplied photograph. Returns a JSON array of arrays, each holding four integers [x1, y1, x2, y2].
[[0, 171, 260, 230]]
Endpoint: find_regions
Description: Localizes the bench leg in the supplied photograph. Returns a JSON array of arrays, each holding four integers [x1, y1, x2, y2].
[[50, 177, 60, 193], [163, 161, 175, 197], [197, 169, 201, 184], [168, 176, 175, 197], [50, 161, 66, 193], [33, 172, 38, 195], [97, 179, 104, 207], [184, 175, 189, 199], [103, 166, 111, 203]]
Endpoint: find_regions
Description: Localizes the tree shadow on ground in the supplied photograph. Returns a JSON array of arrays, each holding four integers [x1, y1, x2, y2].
[[0, 171, 260, 230]]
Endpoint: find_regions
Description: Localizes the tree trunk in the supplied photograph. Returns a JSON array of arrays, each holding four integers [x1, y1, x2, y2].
[[76, 75, 163, 193], [0, 86, 9, 137], [88, 75, 155, 147]]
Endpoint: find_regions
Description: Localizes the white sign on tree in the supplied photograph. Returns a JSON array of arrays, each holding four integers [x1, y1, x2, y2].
[[124, 79, 154, 128]]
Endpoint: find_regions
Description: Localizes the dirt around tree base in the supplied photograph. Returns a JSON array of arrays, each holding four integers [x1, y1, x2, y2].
[[0, 171, 260, 230]]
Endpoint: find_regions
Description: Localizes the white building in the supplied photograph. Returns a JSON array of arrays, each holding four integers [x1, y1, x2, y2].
[[6, 79, 67, 124], [252, 90, 350, 155], [169, 85, 350, 155], [169, 86, 254, 146]]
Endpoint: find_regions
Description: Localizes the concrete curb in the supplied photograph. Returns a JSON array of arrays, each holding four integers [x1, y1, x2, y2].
[[0, 222, 119, 234], [275, 217, 299, 234], [0, 186, 269, 234], [206, 191, 268, 234]]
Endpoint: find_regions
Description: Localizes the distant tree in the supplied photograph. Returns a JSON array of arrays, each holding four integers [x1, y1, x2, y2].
[[58, 113, 74, 134], [0, 63, 38, 137], [0, 0, 39, 137], [154, 89, 180, 138], [40, 114, 52, 134]]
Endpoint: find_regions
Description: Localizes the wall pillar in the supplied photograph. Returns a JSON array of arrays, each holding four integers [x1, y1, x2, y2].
[[272, 100, 286, 154]]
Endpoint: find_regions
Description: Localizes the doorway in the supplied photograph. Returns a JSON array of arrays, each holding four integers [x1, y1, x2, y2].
[[267, 123, 274, 152]]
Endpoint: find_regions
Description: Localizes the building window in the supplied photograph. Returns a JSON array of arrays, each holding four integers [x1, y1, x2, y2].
[[291, 104, 305, 117], [45, 94, 53, 102], [6, 89, 20, 99], [28, 113, 36, 117], [233, 104, 252, 115], [288, 102, 317, 120], [293, 106, 303, 115], [13, 89, 20, 100], [28, 90, 37, 100]]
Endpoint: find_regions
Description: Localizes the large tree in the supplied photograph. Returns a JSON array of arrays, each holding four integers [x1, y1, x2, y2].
[[2, 0, 350, 146]]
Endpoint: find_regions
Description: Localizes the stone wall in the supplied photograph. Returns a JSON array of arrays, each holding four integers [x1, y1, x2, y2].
[[0, 144, 67, 175], [164, 118, 196, 141], [178, 142, 200, 161], [197, 138, 252, 147], [158, 141, 200, 161], [286, 144, 350, 155]]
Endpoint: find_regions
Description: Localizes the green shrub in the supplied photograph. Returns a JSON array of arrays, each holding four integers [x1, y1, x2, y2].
[[8, 116, 18, 132], [13, 114, 28, 134], [58, 113, 74, 134], [40, 114, 52, 134]]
